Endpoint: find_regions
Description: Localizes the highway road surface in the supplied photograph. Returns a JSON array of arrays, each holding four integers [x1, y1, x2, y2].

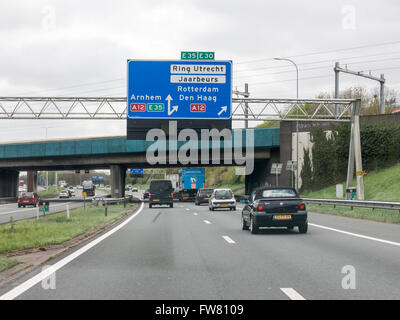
[[1, 200, 400, 300], [0, 189, 107, 225]]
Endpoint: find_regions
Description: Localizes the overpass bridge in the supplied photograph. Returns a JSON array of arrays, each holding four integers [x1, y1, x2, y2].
[[0, 127, 280, 198]]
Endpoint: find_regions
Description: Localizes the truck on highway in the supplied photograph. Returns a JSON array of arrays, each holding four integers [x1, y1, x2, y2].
[[178, 168, 205, 201], [82, 180, 96, 197]]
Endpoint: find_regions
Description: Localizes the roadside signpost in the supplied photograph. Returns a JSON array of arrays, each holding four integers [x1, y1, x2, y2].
[[286, 160, 298, 188], [271, 163, 283, 187], [81, 191, 87, 211], [39, 201, 49, 216], [127, 59, 232, 120]]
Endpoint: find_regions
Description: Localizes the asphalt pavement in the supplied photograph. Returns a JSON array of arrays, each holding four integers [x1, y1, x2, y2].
[[1, 200, 400, 300], [0, 189, 107, 224]]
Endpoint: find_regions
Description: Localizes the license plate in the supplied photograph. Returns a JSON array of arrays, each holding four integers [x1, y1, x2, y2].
[[153, 199, 160, 202], [221, 204, 229, 207], [205, 197, 209, 200], [24, 201, 29, 203], [274, 214, 292, 220]]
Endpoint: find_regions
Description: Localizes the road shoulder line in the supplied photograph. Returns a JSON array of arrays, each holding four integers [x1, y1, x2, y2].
[[310, 223, 400, 247]]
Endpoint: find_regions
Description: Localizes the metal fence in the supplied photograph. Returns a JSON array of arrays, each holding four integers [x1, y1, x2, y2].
[[303, 198, 400, 212]]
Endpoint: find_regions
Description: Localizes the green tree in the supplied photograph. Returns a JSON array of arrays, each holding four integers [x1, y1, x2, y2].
[[301, 147, 313, 192]]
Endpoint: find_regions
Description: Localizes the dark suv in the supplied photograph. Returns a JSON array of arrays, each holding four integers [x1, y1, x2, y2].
[[149, 180, 174, 208], [195, 188, 213, 205]]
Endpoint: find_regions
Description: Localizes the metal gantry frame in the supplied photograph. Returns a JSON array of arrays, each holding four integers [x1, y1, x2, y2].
[[0, 96, 364, 198], [0, 96, 356, 121]]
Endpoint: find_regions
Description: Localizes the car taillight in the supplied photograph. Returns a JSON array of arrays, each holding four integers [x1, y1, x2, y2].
[[257, 204, 264, 211], [171, 192, 173, 198], [299, 202, 306, 210], [149, 192, 151, 198]]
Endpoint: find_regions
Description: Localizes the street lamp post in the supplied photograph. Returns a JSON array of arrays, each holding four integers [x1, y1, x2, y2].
[[274, 58, 299, 191]]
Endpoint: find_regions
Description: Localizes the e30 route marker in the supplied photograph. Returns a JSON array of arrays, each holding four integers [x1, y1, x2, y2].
[[127, 59, 232, 120]]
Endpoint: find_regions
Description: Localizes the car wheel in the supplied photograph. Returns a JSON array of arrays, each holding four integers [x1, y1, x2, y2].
[[208, 206, 211, 211], [149, 204, 152, 208], [18, 204, 21, 208], [233, 207, 236, 211], [250, 216, 259, 234], [242, 216, 249, 230], [170, 203, 173, 208], [287, 226, 294, 230], [211, 207, 215, 211], [298, 222, 308, 234]]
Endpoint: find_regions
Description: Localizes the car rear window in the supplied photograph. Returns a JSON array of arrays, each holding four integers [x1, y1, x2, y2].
[[150, 180, 173, 192], [215, 190, 233, 199], [199, 189, 213, 195], [261, 189, 297, 198], [21, 192, 33, 198]]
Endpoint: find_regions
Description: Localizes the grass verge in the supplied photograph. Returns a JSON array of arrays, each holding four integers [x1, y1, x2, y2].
[[302, 165, 400, 223], [302, 164, 400, 201], [0, 256, 18, 272], [0, 203, 137, 254], [211, 184, 245, 195], [38, 186, 63, 199], [307, 203, 400, 224]]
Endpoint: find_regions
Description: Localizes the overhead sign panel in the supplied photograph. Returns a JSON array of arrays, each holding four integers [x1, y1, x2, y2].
[[127, 60, 232, 120], [130, 168, 144, 175], [181, 51, 215, 60]]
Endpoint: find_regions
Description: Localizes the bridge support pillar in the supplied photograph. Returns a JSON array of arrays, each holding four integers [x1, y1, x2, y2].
[[110, 165, 126, 198], [245, 159, 271, 195], [0, 169, 19, 198], [27, 170, 38, 192]]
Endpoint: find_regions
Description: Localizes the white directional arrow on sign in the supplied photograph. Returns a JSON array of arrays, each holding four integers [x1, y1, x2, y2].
[[218, 106, 227, 116], [166, 95, 179, 116]]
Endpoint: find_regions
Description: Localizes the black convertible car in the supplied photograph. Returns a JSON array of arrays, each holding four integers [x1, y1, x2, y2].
[[241, 187, 308, 234]]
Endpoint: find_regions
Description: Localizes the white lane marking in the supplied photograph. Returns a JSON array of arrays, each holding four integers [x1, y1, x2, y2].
[[310, 223, 400, 248], [0, 201, 144, 300], [280, 288, 306, 300], [186, 208, 190, 211], [222, 235, 236, 244], [193, 212, 198, 216], [203, 220, 211, 224], [0, 202, 73, 216]]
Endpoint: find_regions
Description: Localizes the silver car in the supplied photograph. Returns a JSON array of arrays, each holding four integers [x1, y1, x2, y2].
[[209, 188, 236, 211]]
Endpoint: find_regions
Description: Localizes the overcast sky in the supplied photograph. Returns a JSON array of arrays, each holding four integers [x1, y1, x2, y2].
[[0, 0, 399, 142]]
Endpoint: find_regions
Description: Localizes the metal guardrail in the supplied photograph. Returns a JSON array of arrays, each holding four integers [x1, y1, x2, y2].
[[303, 198, 400, 212], [0, 197, 17, 202]]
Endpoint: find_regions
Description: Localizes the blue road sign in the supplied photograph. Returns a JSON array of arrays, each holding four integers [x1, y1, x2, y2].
[[127, 60, 232, 120], [130, 168, 144, 175]]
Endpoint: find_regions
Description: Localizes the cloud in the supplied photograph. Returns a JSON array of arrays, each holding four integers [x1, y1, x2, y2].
[[0, 0, 398, 141]]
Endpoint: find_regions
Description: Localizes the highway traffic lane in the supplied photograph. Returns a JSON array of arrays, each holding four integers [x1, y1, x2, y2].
[[308, 211, 400, 244], [190, 203, 400, 299], [0, 191, 108, 225], [8, 202, 290, 300], [0, 200, 90, 225]]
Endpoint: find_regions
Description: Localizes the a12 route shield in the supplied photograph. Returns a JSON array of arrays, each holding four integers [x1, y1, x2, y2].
[[127, 60, 232, 119]]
